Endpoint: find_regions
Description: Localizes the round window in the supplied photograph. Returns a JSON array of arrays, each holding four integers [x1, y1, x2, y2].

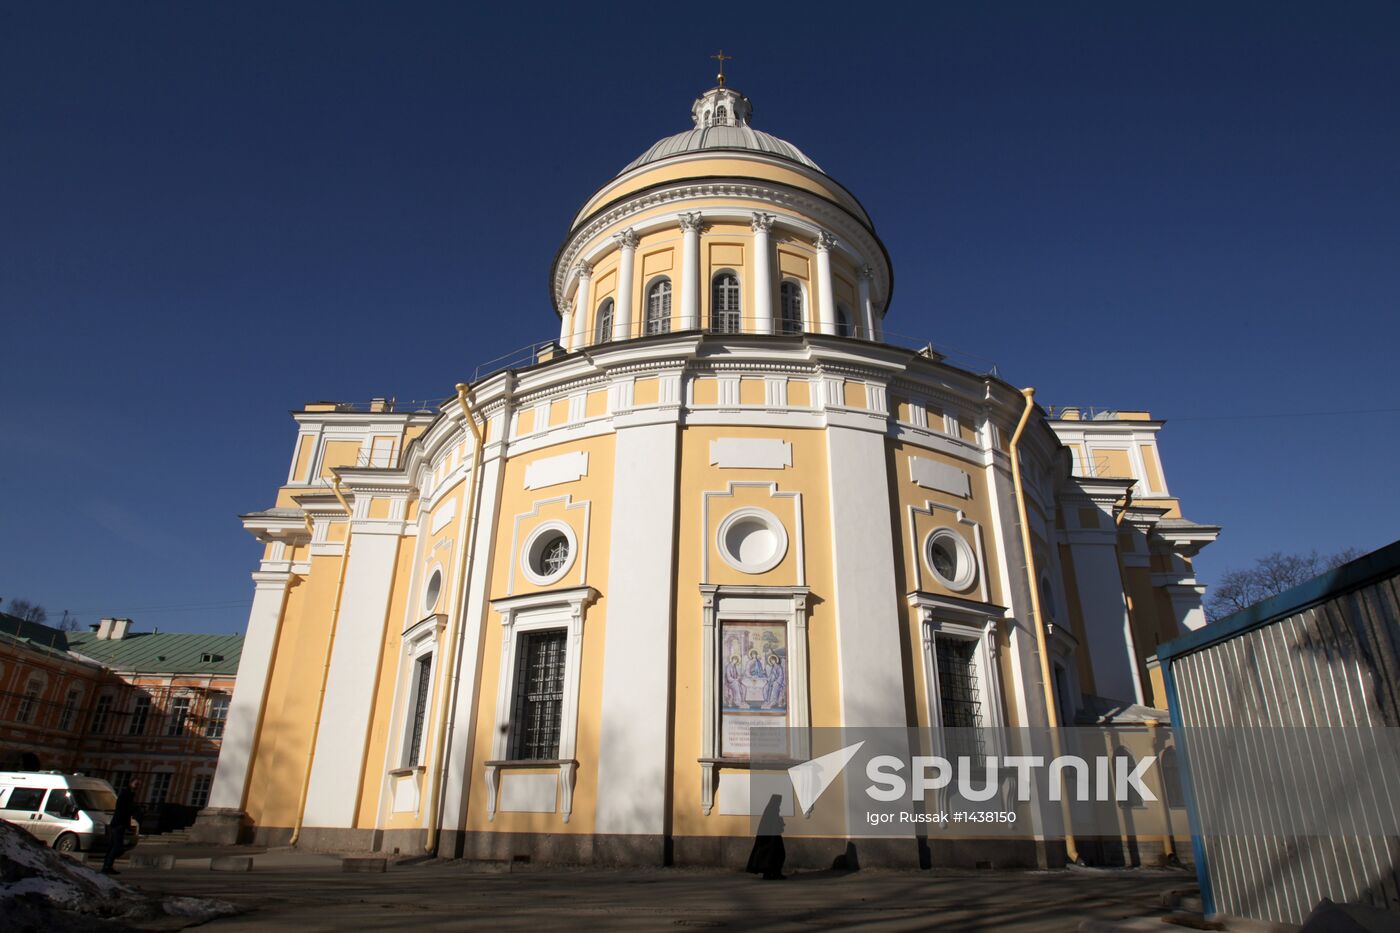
[[717, 508, 788, 575], [521, 522, 578, 586], [924, 528, 977, 592], [423, 567, 443, 613], [535, 534, 570, 576]]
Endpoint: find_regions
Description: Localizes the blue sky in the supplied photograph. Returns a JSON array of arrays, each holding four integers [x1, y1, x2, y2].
[[2, 2, 1397, 636]]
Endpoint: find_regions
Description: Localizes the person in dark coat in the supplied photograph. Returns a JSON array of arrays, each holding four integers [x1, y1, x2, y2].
[[101, 779, 139, 874], [745, 794, 787, 880]]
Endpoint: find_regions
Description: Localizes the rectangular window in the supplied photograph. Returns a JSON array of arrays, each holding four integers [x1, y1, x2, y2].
[[936, 634, 985, 758], [128, 695, 151, 736], [509, 630, 567, 760], [405, 654, 433, 766], [166, 696, 190, 736], [59, 689, 81, 731], [91, 695, 114, 733], [15, 681, 41, 723], [205, 694, 230, 738], [110, 770, 131, 794], [189, 774, 212, 809], [719, 620, 789, 759], [3, 787, 46, 812], [147, 772, 172, 805]]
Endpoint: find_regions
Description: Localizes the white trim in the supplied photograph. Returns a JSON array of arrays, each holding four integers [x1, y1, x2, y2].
[[698, 584, 811, 816], [924, 527, 978, 593], [507, 495, 590, 595], [700, 482, 804, 585], [485, 586, 598, 823], [421, 564, 445, 615], [519, 520, 578, 587], [908, 593, 1007, 748], [715, 507, 789, 575]]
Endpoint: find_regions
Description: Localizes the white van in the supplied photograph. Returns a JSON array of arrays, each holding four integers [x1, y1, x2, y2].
[[0, 771, 139, 854]]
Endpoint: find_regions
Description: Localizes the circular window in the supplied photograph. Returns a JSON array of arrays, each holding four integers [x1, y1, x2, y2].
[[521, 521, 578, 586], [423, 567, 443, 613], [717, 508, 788, 575], [924, 528, 977, 592]]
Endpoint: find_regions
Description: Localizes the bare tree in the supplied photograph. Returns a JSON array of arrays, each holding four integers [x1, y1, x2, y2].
[[4, 598, 48, 624], [57, 609, 79, 632], [1205, 548, 1363, 621]]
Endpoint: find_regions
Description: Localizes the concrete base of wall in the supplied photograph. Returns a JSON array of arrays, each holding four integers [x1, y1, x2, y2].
[[188, 808, 247, 845], [231, 823, 1071, 871], [453, 832, 1057, 870]]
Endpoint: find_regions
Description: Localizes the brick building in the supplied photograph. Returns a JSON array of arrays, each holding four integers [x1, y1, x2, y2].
[[0, 612, 241, 831]]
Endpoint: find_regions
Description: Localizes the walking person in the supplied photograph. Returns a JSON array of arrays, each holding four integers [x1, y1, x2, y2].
[[101, 779, 140, 875]]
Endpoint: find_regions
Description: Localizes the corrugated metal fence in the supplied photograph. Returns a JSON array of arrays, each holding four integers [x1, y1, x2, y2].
[[1158, 540, 1400, 925]]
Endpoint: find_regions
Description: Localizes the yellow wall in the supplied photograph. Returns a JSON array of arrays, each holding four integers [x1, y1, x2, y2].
[[670, 424, 842, 839], [462, 433, 617, 835]]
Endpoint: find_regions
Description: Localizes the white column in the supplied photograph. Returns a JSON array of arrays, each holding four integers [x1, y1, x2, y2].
[[825, 425, 905, 726], [302, 526, 402, 829], [1068, 535, 1143, 704], [570, 262, 592, 349], [207, 570, 292, 811], [558, 308, 572, 348], [614, 229, 638, 340], [751, 213, 774, 334], [857, 265, 875, 341], [594, 422, 679, 853], [679, 212, 702, 331], [438, 448, 506, 847], [814, 232, 837, 336]]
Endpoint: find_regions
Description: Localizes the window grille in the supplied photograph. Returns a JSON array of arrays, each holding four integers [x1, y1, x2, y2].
[[645, 280, 672, 335], [407, 654, 433, 766], [936, 635, 985, 757], [510, 630, 567, 760], [779, 282, 803, 335], [538, 536, 570, 577], [711, 273, 741, 333]]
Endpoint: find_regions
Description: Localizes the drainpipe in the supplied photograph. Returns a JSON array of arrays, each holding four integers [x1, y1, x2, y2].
[[290, 476, 353, 846], [1008, 387, 1082, 866], [423, 384, 486, 854]]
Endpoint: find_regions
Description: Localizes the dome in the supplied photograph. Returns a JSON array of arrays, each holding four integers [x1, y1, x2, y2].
[[619, 86, 823, 175]]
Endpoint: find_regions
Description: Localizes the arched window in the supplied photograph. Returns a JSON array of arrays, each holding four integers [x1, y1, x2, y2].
[[594, 298, 614, 344], [715, 105, 728, 124], [645, 279, 672, 335], [710, 272, 741, 333], [778, 281, 803, 335], [836, 304, 854, 338]]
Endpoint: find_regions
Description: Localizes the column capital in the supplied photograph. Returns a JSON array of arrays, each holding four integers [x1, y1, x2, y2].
[[574, 259, 594, 279], [679, 212, 704, 233], [751, 212, 775, 233], [814, 231, 837, 252], [614, 228, 640, 250]]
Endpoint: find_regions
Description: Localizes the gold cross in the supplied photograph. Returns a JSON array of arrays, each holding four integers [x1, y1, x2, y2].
[[710, 50, 733, 87]]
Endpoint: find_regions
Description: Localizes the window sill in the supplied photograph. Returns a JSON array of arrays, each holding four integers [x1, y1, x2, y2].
[[484, 758, 577, 770], [698, 757, 803, 770], [387, 766, 425, 778]]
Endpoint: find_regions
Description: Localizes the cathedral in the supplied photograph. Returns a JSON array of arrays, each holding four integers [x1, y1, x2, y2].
[[194, 75, 1219, 868]]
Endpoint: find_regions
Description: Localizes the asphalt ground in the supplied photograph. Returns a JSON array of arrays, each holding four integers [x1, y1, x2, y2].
[[118, 852, 1194, 932]]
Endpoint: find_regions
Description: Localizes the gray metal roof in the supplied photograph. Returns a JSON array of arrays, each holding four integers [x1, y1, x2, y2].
[[621, 124, 822, 175]]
